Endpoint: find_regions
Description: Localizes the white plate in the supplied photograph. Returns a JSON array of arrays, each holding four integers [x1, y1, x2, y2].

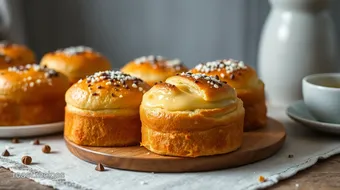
[[286, 100, 340, 134], [0, 122, 64, 138]]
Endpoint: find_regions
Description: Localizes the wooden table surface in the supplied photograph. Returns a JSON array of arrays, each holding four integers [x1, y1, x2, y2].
[[1, 155, 340, 190]]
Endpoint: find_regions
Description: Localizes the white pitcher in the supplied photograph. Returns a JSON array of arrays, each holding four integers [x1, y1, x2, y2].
[[258, 0, 338, 107]]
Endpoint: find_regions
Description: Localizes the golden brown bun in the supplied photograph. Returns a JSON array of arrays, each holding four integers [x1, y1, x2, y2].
[[0, 64, 69, 125], [140, 72, 245, 157], [40, 46, 112, 84], [65, 71, 150, 146], [121, 55, 188, 86], [190, 59, 267, 131], [0, 42, 36, 69]]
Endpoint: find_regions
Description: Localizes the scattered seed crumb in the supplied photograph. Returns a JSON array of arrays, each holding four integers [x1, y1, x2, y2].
[[21, 156, 32, 165], [42, 145, 51, 153], [11, 138, 19, 144], [258, 176, 266, 182], [288, 154, 294, 158], [194, 59, 247, 74], [95, 163, 105, 171], [2, 149, 10, 156], [31, 139, 40, 145]]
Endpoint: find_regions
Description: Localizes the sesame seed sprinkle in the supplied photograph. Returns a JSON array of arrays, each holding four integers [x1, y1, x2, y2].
[[220, 73, 225, 78], [180, 72, 223, 88], [55, 46, 94, 56], [7, 64, 60, 90], [165, 59, 182, 71], [87, 71, 138, 83], [7, 64, 59, 78], [194, 59, 247, 74], [84, 70, 145, 92], [133, 55, 184, 70], [134, 55, 164, 64]]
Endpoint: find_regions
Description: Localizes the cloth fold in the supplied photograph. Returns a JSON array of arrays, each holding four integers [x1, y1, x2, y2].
[[0, 106, 339, 190]]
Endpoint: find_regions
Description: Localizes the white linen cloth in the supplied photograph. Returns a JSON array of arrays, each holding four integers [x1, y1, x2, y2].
[[0, 106, 340, 190]]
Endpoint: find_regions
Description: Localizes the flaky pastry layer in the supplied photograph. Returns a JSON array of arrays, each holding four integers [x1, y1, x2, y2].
[[236, 80, 267, 130], [0, 98, 65, 126], [141, 98, 245, 157], [190, 61, 267, 131], [41, 51, 112, 84], [121, 56, 188, 86], [64, 105, 141, 146]]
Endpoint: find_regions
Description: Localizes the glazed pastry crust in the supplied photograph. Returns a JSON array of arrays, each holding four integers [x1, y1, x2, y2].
[[40, 46, 112, 84], [0, 43, 36, 69], [191, 59, 267, 131], [121, 55, 188, 86], [64, 71, 150, 146], [237, 81, 267, 131], [65, 106, 141, 146], [140, 73, 245, 157], [0, 64, 69, 125], [140, 100, 244, 157]]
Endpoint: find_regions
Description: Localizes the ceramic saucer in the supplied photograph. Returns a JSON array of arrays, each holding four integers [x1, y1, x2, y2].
[[0, 122, 64, 138], [286, 100, 340, 134]]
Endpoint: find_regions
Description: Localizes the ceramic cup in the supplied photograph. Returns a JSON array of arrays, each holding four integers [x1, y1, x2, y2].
[[302, 73, 340, 124]]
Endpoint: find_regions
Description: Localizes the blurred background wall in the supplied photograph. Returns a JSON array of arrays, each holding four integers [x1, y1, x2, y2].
[[1, 0, 340, 69]]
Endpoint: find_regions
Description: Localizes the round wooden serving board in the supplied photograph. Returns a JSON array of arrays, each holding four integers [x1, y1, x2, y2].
[[65, 117, 286, 173]]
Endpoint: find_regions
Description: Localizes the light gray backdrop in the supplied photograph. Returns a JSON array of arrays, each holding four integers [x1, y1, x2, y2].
[[2, 0, 340, 69]]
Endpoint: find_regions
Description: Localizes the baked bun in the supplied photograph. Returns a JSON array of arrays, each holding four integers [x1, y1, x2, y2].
[[0, 64, 69, 125], [190, 59, 267, 131], [40, 46, 112, 84], [140, 72, 245, 157], [65, 71, 150, 146], [0, 42, 36, 69], [121, 55, 188, 86]]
